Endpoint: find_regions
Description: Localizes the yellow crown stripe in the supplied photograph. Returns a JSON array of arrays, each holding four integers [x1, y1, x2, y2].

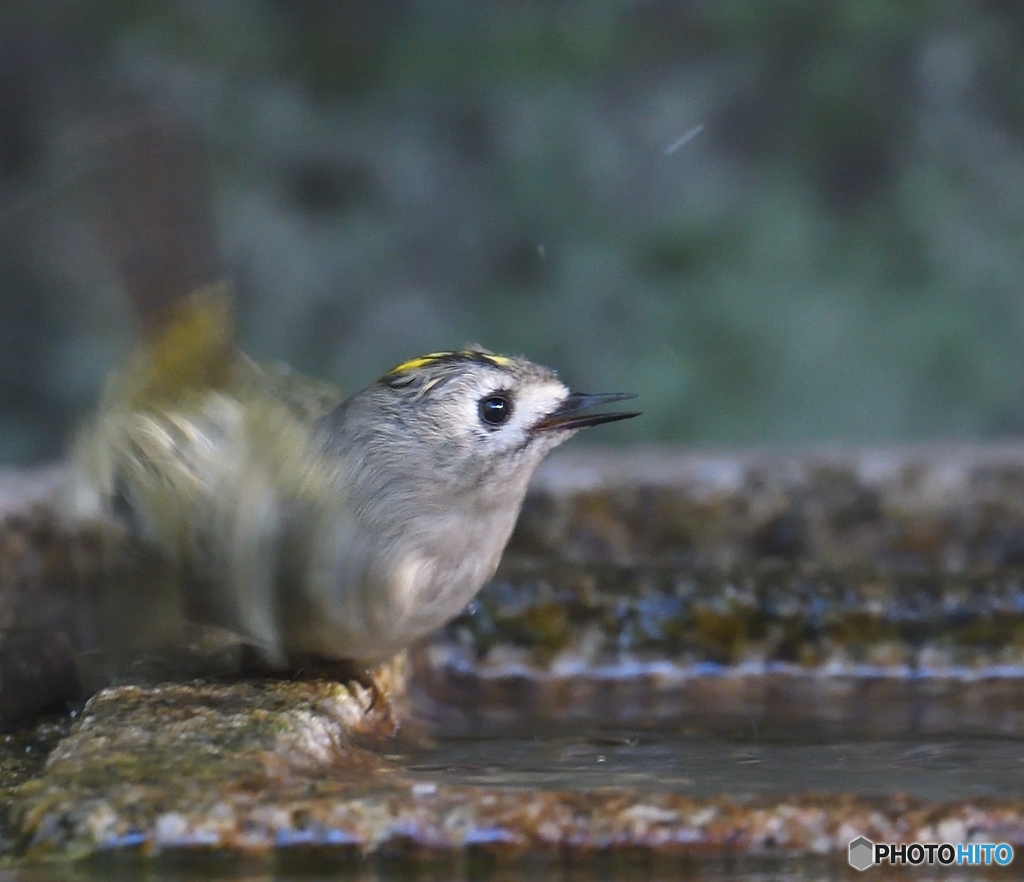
[[480, 352, 513, 367], [387, 350, 513, 375], [387, 352, 454, 375]]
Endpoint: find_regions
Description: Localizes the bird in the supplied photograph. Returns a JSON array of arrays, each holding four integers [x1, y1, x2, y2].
[[61, 115, 637, 683], [65, 284, 637, 673]]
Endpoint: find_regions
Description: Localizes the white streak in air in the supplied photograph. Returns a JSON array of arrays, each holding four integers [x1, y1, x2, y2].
[[663, 123, 705, 156]]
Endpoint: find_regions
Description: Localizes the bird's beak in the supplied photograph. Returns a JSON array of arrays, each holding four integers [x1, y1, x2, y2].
[[534, 392, 640, 432]]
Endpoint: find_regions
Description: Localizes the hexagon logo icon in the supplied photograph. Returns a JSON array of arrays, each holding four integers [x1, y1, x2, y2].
[[849, 836, 874, 871]]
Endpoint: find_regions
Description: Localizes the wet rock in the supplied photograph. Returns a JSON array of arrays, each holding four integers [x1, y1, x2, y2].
[[12, 677, 398, 853]]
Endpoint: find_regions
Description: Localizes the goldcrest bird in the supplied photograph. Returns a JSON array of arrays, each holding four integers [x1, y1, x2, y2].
[[61, 115, 637, 679], [65, 284, 638, 673]]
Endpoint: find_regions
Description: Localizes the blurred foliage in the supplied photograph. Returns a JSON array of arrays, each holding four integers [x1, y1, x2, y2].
[[4, 0, 1024, 462]]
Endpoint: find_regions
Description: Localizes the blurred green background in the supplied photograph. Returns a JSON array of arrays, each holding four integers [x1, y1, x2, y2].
[[3, 1, 1024, 463]]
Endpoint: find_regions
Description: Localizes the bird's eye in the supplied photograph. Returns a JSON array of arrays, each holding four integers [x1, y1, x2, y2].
[[478, 393, 513, 428]]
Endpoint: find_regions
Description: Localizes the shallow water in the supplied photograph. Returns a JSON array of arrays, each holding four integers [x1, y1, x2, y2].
[[404, 730, 1024, 801], [4, 709, 1019, 881]]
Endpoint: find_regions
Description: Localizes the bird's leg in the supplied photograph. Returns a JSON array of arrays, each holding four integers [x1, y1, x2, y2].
[[294, 657, 382, 711], [237, 647, 382, 711]]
